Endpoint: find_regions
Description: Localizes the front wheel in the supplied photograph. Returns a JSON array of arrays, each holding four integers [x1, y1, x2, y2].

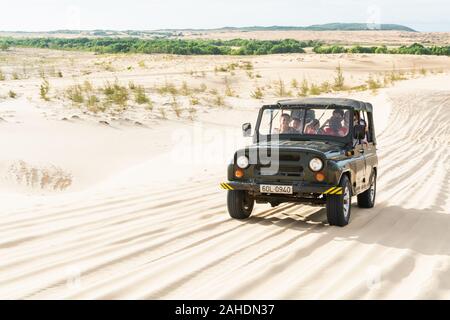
[[227, 190, 254, 219], [326, 175, 352, 227]]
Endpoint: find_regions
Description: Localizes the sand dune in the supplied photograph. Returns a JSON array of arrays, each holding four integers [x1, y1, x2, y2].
[[0, 72, 449, 299]]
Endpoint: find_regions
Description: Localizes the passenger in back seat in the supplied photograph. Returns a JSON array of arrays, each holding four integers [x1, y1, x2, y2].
[[291, 117, 304, 133], [304, 119, 320, 134], [321, 109, 344, 136]]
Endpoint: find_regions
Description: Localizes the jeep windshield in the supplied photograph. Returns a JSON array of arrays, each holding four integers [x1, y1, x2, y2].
[[257, 106, 351, 140]]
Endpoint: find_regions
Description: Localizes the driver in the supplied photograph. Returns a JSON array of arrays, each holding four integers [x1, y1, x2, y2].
[[275, 113, 295, 134], [329, 117, 342, 136]]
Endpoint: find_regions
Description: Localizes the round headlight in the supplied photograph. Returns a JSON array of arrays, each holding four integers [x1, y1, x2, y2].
[[309, 157, 323, 172], [236, 156, 249, 169]]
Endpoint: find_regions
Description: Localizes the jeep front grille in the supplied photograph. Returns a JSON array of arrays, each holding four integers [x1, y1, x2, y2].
[[255, 164, 304, 178], [253, 151, 304, 182]]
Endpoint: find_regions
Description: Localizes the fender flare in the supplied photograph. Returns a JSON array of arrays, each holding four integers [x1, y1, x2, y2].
[[338, 169, 354, 193]]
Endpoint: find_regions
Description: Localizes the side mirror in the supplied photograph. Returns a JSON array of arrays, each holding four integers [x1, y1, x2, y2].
[[242, 123, 252, 137], [354, 124, 365, 140]]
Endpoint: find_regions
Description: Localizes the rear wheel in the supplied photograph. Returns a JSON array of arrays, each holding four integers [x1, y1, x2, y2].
[[227, 190, 254, 219], [357, 171, 377, 208], [326, 175, 352, 227]]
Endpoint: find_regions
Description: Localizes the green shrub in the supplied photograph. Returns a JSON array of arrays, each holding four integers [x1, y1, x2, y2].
[[274, 79, 291, 97], [320, 81, 332, 93], [298, 78, 309, 96], [86, 95, 101, 112], [375, 45, 388, 54], [103, 81, 129, 107], [351, 84, 368, 91], [313, 45, 346, 54], [134, 85, 149, 104], [0, 41, 9, 51], [213, 95, 225, 107], [224, 77, 235, 97], [389, 64, 406, 82], [309, 83, 321, 95], [333, 64, 345, 90], [65, 84, 84, 104], [250, 87, 264, 99], [157, 81, 178, 95], [190, 96, 200, 105], [180, 81, 191, 96], [291, 79, 298, 88], [170, 95, 181, 117], [242, 61, 253, 70], [366, 75, 382, 91], [146, 99, 154, 111], [128, 81, 136, 90], [40, 79, 50, 101], [83, 80, 93, 92]]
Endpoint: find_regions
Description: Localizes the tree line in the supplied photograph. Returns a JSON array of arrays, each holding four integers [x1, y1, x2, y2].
[[313, 43, 450, 56], [0, 38, 317, 55], [1, 38, 448, 56]]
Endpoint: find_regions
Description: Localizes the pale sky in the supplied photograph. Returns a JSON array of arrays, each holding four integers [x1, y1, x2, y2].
[[0, 0, 449, 32]]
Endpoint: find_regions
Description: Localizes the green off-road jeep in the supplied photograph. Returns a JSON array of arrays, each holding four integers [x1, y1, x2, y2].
[[221, 98, 378, 226]]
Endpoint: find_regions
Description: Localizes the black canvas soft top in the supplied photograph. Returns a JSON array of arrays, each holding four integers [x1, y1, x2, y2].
[[276, 97, 373, 112]]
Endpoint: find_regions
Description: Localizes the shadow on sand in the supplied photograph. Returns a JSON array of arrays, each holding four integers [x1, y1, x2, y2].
[[245, 203, 450, 257]]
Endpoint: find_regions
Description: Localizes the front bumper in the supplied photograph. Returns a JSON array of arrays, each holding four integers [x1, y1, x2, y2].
[[220, 181, 343, 195]]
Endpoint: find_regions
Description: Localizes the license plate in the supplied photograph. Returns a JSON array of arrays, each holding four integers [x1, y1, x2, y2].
[[260, 184, 293, 194]]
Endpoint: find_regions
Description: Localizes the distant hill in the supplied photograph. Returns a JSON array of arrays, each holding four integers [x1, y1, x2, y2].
[[158, 23, 416, 32], [0, 23, 416, 38], [300, 23, 416, 32]]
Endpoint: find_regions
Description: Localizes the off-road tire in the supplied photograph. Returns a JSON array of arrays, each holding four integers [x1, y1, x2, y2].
[[227, 190, 254, 219], [357, 170, 377, 208], [326, 175, 352, 227]]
